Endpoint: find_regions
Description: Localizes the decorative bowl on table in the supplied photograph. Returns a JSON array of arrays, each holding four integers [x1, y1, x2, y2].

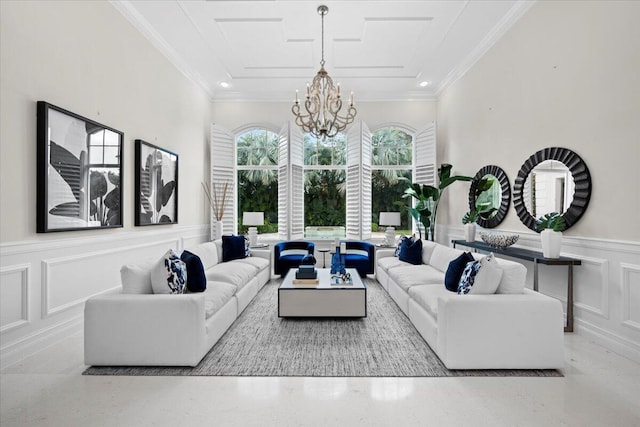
[[479, 232, 519, 249]]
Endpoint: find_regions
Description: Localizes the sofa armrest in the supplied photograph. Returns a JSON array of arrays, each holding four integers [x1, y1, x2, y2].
[[84, 292, 207, 366], [376, 248, 396, 260], [436, 292, 565, 369]]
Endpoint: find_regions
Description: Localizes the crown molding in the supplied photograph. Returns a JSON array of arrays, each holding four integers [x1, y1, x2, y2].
[[435, 0, 536, 98], [109, 0, 216, 100]]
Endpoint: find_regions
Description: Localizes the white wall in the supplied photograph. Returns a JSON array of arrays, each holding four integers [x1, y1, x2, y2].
[[437, 1, 640, 362], [0, 1, 210, 365]]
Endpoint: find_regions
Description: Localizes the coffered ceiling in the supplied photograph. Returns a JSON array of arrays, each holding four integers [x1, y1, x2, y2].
[[112, 0, 533, 101]]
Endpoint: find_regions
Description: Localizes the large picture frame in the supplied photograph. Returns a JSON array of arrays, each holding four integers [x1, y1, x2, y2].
[[135, 140, 179, 226], [37, 101, 124, 233]]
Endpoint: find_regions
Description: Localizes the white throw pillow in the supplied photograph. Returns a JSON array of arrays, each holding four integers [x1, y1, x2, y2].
[[458, 253, 503, 295], [150, 249, 188, 294], [120, 258, 155, 294]]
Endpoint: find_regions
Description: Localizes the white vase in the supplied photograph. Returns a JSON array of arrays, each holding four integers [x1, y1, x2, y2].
[[214, 220, 224, 240], [541, 229, 562, 258], [464, 223, 476, 242]]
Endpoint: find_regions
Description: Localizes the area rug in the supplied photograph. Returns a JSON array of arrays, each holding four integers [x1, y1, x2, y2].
[[84, 279, 561, 377]]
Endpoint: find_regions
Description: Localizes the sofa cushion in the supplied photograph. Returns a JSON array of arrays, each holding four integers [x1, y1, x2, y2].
[[409, 284, 451, 321], [421, 240, 438, 265], [458, 253, 503, 295], [151, 249, 188, 294], [180, 250, 207, 293], [222, 235, 247, 262], [399, 238, 423, 265], [388, 264, 445, 291], [229, 256, 269, 272], [204, 282, 237, 319], [120, 258, 156, 294], [495, 258, 526, 294], [187, 242, 220, 270], [205, 262, 256, 290], [429, 245, 465, 273], [378, 256, 407, 273], [444, 252, 475, 292]]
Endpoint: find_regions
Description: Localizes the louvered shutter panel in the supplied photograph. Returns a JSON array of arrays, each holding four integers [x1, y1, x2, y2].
[[413, 122, 437, 236], [278, 122, 304, 240], [210, 124, 236, 240], [278, 123, 289, 240], [346, 121, 372, 240], [289, 125, 304, 240], [414, 122, 437, 186]]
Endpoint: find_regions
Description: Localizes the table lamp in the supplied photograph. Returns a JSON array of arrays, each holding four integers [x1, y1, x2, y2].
[[243, 211, 264, 247], [379, 212, 401, 246]]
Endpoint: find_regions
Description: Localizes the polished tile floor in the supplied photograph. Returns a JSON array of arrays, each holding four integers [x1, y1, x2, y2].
[[1, 332, 639, 427]]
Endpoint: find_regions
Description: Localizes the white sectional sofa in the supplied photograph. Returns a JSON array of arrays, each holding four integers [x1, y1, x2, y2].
[[84, 239, 270, 367], [376, 240, 565, 370]]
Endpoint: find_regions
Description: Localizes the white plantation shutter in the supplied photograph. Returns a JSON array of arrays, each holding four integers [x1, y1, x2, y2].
[[210, 124, 235, 239], [278, 122, 304, 240], [414, 122, 437, 186], [413, 122, 437, 236], [277, 123, 289, 240], [346, 121, 372, 240]]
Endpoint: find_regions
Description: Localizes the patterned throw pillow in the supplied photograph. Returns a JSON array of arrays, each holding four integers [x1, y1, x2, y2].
[[151, 249, 188, 294], [457, 253, 503, 295], [457, 259, 481, 294]]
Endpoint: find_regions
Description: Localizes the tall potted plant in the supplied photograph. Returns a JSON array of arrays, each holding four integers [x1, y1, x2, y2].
[[535, 212, 566, 258], [402, 164, 472, 241]]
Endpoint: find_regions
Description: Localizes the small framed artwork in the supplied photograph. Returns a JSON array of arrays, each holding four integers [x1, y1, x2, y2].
[[36, 101, 124, 233], [135, 140, 178, 225]]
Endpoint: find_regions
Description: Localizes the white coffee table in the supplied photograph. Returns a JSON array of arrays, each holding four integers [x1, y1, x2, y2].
[[278, 268, 367, 318]]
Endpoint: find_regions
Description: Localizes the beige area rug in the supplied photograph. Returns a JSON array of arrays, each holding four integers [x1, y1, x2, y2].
[[83, 279, 561, 377]]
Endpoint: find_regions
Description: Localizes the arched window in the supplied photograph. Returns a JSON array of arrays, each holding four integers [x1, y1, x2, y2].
[[371, 127, 413, 234], [303, 133, 346, 238], [236, 128, 278, 235]]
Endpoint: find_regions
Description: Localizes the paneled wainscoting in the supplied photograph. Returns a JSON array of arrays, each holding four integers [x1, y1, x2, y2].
[[2, 224, 639, 367], [0, 225, 208, 367], [440, 225, 640, 364]]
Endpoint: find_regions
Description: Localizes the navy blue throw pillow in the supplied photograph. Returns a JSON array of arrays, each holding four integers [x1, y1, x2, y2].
[[398, 238, 423, 265], [444, 252, 475, 292], [222, 235, 247, 262], [180, 250, 207, 293]]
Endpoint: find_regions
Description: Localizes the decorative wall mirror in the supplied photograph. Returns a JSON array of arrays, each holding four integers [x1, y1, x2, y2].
[[513, 147, 591, 231], [468, 165, 511, 228]]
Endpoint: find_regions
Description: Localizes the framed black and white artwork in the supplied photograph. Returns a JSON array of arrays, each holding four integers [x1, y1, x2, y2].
[[36, 101, 124, 233], [135, 140, 178, 226]]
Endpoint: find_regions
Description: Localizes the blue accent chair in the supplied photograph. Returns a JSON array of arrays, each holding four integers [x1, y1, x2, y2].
[[274, 241, 316, 276], [342, 240, 375, 277]]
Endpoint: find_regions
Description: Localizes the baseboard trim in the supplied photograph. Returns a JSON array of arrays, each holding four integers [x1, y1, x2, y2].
[[576, 318, 640, 364]]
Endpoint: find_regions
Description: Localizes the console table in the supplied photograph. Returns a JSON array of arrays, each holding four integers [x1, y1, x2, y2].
[[452, 239, 581, 332]]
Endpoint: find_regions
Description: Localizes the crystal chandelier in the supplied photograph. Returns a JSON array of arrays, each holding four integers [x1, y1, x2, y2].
[[292, 5, 357, 139]]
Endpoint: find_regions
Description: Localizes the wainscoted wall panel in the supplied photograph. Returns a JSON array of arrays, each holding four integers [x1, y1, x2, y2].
[[41, 238, 181, 318], [0, 225, 208, 367], [0, 264, 30, 333], [621, 263, 640, 331], [441, 225, 640, 363], [573, 257, 609, 320]]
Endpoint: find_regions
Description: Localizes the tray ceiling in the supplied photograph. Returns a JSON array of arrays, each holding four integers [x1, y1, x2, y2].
[[112, 0, 533, 101]]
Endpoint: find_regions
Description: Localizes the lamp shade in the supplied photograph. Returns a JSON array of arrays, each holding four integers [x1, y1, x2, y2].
[[379, 212, 401, 226], [242, 211, 264, 226]]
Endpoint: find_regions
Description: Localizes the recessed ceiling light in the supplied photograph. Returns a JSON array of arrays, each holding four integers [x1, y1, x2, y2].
[[219, 81, 230, 88], [419, 81, 429, 87]]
